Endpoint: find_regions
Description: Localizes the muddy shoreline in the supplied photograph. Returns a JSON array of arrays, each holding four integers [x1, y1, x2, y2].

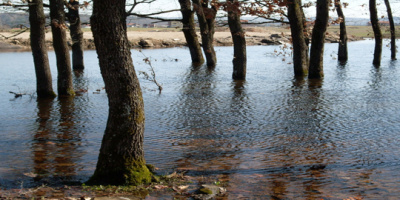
[[0, 30, 362, 52]]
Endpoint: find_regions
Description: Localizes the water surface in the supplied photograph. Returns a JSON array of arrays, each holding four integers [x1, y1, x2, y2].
[[1, 40, 400, 199]]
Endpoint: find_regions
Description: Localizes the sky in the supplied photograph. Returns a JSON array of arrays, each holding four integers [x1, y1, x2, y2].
[[131, 0, 400, 20]]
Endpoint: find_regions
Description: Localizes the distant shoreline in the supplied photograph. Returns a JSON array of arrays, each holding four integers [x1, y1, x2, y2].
[[0, 27, 363, 52]]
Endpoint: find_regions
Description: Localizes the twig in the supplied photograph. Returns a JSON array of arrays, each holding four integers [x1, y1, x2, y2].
[[138, 50, 163, 94], [0, 25, 29, 40]]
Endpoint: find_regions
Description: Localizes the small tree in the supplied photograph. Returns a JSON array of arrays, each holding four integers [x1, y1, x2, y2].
[[335, 0, 348, 63], [384, 0, 396, 60], [179, 0, 205, 65], [287, 0, 309, 77], [193, 0, 218, 67], [29, 0, 56, 98], [308, 0, 329, 79], [50, 0, 75, 96], [65, 0, 85, 70], [226, 0, 247, 80], [369, 0, 382, 66]]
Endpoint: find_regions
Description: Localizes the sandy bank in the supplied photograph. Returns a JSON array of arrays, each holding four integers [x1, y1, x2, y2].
[[0, 29, 361, 51]]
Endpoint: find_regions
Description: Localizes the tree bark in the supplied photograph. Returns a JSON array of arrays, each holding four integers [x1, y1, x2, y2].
[[287, 0, 308, 77], [193, 0, 217, 67], [87, 0, 152, 185], [369, 0, 382, 66], [29, 0, 56, 98], [66, 0, 85, 70], [227, 0, 247, 80], [308, 0, 329, 79], [384, 0, 396, 60], [179, 0, 204, 65], [335, 0, 348, 63], [50, 0, 75, 96]]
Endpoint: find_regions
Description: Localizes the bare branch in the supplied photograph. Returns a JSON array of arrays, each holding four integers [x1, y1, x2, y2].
[[126, 0, 157, 15]]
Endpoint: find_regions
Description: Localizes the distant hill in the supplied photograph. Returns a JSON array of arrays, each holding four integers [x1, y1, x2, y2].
[[1, 12, 399, 30], [0, 13, 29, 29]]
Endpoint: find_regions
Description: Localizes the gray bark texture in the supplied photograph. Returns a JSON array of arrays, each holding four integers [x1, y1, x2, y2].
[[335, 0, 348, 62], [87, 0, 152, 185], [50, 0, 75, 96], [179, 0, 205, 65], [29, 0, 56, 98], [308, 0, 329, 79], [287, 0, 309, 77], [227, 0, 247, 80], [193, 0, 217, 67], [369, 0, 383, 66], [384, 0, 396, 60]]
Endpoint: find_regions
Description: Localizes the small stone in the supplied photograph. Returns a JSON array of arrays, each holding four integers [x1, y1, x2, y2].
[[139, 39, 154, 47]]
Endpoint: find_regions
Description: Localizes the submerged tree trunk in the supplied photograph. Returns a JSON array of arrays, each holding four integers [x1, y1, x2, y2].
[[87, 0, 152, 185], [179, 0, 204, 65], [29, 0, 56, 98], [335, 0, 348, 62], [384, 0, 396, 60], [66, 0, 85, 70], [308, 0, 329, 79], [50, 0, 75, 96], [193, 0, 217, 67], [287, 0, 308, 77], [369, 0, 383, 66], [227, 0, 246, 80]]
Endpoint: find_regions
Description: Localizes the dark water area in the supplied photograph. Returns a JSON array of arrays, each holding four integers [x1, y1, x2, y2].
[[1, 40, 400, 199]]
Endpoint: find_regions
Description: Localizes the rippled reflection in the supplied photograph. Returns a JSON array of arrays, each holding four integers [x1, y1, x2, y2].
[[1, 41, 400, 198], [32, 97, 82, 185]]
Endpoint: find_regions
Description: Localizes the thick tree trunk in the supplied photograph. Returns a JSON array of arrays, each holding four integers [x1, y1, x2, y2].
[[193, 0, 217, 67], [179, 0, 204, 65], [308, 0, 329, 79], [335, 0, 348, 62], [227, 0, 247, 80], [50, 0, 75, 96], [29, 0, 56, 98], [287, 0, 308, 77], [87, 0, 151, 185], [369, 0, 383, 66], [384, 0, 396, 60]]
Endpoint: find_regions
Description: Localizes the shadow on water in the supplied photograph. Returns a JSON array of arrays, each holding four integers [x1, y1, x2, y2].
[[172, 64, 244, 173]]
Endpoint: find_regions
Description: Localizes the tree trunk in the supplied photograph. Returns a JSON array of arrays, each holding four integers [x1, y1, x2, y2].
[[227, 0, 247, 80], [66, 0, 85, 70], [50, 0, 75, 96], [179, 0, 204, 65], [384, 0, 396, 60], [369, 0, 382, 66], [29, 0, 56, 98], [193, 0, 217, 67], [287, 0, 308, 77], [308, 0, 329, 79], [87, 0, 152, 185], [335, 0, 348, 63]]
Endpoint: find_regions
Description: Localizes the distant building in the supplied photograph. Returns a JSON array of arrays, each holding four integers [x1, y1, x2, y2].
[[127, 23, 137, 27], [168, 21, 182, 28], [368, 21, 390, 26], [143, 24, 157, 28]]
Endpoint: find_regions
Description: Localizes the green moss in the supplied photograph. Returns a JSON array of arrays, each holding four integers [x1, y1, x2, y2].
[[123, 159, 152, 186], [87, 158, 153, 186], [199, 188, 213, 194], [67, 88, 76, 96]]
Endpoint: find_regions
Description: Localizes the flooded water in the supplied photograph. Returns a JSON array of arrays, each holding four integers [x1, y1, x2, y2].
[[1, 40, 400, 199]]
